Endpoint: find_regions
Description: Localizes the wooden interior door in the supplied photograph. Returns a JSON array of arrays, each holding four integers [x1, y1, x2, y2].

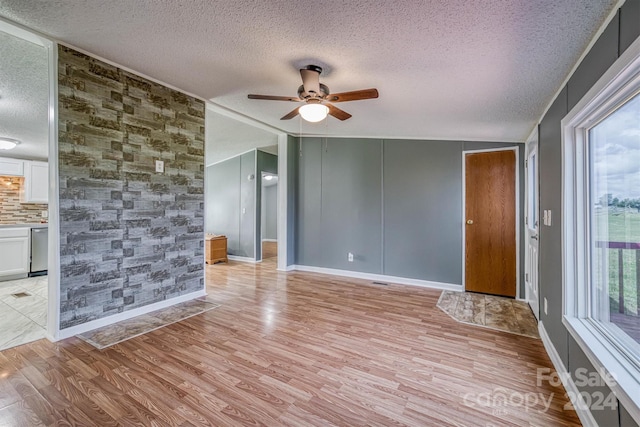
[[465, 150, 517, 297]]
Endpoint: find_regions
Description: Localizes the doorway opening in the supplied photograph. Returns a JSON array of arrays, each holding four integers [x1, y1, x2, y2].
[[0, 21, 53, 350], [260, 172, 278, 264], [203, 107, 288, 277]]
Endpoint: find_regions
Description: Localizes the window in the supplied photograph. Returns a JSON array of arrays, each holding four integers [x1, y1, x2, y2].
[[589, 93, 640, 353], [562, 36, 640, 420]]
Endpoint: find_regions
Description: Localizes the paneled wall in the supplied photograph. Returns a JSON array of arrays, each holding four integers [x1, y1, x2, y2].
[[255, 150, 277, 260], [294, 137, 524, 290], [206, 156, 241, 253], [538, 1, 640, 425], [57, 46, 205, 329], [262, 185, 277, 240]]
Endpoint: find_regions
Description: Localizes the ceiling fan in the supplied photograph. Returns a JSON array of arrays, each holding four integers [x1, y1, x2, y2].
[[248, 65, 379, 122]]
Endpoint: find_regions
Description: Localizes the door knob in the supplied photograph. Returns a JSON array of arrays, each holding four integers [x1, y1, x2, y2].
[[467, 220, 473, 225]]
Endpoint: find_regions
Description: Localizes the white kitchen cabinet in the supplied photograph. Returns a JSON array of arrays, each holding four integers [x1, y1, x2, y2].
[[0, 157, 24, 176], [0, 228, 30, 278], [22, 161, 48, 204]]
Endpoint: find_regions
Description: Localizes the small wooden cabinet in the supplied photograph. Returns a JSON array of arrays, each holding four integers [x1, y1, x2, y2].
[[205, 235, 228, 264]]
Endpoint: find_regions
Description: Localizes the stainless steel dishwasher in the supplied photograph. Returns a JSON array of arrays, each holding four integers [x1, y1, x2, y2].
[[30, 227, 48, 276]]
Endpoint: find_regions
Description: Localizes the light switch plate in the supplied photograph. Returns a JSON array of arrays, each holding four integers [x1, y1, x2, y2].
[[155, 160, 164, 173]]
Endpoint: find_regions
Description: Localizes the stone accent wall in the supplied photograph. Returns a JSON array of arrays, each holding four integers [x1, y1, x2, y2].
[[0, 177, 48, 224], [57, 46, 205, 329]]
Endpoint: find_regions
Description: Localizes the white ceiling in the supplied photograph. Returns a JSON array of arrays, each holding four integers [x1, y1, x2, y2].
[[206, 111, 278, 166], [0, 30, 49, 160], [0, 0, 618, 143]]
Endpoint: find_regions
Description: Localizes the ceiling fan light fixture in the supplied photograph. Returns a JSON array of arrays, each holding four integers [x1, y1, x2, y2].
[[299, 104, 329, 122], [0, 137, 20, 150]]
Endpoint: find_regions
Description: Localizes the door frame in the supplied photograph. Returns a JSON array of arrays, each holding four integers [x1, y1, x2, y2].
[[524, 128, 540, 319], [206, 103, 290, 271], [461, 146, 520, 298], [0, 17, 61, 341]]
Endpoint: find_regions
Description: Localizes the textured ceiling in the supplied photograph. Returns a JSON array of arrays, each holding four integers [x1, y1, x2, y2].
[[0, 30, 48, 161], [0, 0, 618, 143]]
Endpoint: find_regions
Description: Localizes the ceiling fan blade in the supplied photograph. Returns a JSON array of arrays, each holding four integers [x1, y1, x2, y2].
[[300, 68, 321, 95], [325, 88, 379, 103], [326, 103, 352, 121], [248, 94, 301, 102], [280, 107, 300, 120]]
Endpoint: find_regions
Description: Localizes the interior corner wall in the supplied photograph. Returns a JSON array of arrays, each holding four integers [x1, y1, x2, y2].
[[294, 136, 523, 290], [255, 150, 277, 260], [206, 156, 241, 252], [206, 151, 256, 258], [538, 1, 640, 425], [57, 45, 206, 330]]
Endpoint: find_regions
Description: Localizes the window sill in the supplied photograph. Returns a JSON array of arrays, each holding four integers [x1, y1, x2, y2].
[[563, 316, 640, 424]]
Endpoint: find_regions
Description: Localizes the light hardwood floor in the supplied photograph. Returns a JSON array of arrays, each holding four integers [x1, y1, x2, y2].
[[261, 241, 277, 259], [0, 258, 580, 426]]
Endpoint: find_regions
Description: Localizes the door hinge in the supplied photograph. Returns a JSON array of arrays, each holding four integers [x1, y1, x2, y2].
[[525, 216, 528, 225], [525, 159, 528, 168], [525, 273, 529, 282]]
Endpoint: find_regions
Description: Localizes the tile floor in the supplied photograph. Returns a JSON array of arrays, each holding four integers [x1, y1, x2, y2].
[[0, 276, 48, 351], [437, 290, 539, 338], [77, 297, 220, 349]]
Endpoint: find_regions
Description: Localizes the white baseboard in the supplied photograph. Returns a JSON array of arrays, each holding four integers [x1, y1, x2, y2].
[[277, 264, 296, 272], [227, 255, 258, 263], [261, 239, 277, 243], [291, 264, 462, 291], [538, 321, 598, 427], [53, 289, 207, 340]]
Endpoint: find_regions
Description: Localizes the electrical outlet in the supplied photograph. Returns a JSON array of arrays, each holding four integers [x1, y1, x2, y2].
[[547, 210, 552, 226], [544, 297, 548, 315], [41, 210, 48, 218], [155, 160, 164, 173], [348, 252, 354, 262]]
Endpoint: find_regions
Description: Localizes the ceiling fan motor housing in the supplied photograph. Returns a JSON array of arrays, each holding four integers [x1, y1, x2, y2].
[[304, 64, 323, 74], [297, 83, 329, 101]]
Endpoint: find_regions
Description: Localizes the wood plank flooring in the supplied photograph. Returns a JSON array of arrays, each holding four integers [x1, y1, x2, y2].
[[0, 258, 581, 426], [261, 241, 277, 259]]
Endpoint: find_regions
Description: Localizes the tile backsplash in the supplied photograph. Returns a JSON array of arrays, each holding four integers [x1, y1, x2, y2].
[[0, 176, 48, 224]]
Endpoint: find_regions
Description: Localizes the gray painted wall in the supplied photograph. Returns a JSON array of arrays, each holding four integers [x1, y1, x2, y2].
[[322, 138, 382, 273], [383, 139, 462, 283], [206, 151, 256, 257], [255, 150, 277, 260], [296, 138, 323, 267], [294, 137, 524, 291], [206, 156, 240, 253], [262, 185, 277, 241], [538, 1, 639, 425], [239, 151, 256, 258]]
